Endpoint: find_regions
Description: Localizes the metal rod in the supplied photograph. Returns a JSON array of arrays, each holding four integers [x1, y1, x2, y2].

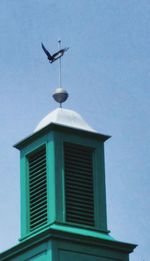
[[58, 40, 61, 88]]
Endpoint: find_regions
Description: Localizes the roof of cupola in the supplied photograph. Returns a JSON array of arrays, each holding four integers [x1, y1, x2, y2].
[[34, 108, 95, 133]]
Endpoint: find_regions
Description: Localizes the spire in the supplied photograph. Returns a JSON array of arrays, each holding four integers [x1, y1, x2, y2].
[[41, 40, 69, 107]]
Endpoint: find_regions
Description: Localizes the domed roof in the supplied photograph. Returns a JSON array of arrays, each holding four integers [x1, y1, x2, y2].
[[34, 108, 95, 133]]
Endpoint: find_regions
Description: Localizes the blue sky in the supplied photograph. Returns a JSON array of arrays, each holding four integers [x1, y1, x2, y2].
[[0, 1, 150, 260]]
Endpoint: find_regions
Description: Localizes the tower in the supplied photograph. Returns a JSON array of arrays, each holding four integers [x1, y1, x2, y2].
[[0, 105, 137, 260], [0, 44, 136, 260]]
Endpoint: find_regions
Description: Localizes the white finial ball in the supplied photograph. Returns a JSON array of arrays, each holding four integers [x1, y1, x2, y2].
[[53, 87, 69, 104]]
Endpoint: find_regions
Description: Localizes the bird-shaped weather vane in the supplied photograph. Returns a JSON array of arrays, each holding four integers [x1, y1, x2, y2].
[[41, 40, 69, 107]]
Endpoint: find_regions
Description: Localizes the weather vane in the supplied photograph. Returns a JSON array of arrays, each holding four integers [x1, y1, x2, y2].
[[41, 41, 69, 107]]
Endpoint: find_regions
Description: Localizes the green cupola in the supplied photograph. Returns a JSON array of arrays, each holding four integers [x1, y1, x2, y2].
[[0, 105, 137, 261], [15, 107, 110, 241]]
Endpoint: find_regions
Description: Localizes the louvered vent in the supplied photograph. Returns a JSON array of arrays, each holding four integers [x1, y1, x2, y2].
[[64, 142, 95, 227], [28, 146, 48, 231]]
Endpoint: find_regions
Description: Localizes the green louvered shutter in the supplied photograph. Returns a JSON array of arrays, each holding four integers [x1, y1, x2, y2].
[[28, 146, 48, 231], [64, 142, 95, 227]]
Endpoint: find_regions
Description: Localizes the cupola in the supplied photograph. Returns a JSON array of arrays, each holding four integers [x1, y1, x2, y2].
[[0, 43, 136, 261], [14, 106, 110, 241]]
